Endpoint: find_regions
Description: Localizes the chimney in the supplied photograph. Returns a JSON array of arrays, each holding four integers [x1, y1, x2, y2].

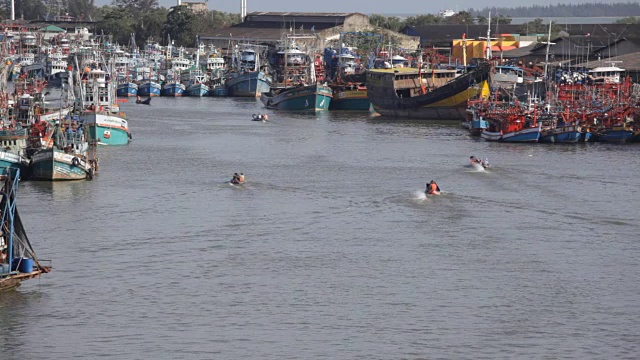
[[177, 0, 181, 6], [241, 0, 246, 20]]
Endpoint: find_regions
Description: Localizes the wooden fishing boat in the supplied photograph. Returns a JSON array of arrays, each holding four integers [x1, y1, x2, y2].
[[0, 169, 51, 291]]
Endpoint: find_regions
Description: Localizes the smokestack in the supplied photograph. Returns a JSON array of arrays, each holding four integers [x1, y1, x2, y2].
[[241, 0, 246, 20], [177, 0, 181, 6], [11, 0, 15, 21]]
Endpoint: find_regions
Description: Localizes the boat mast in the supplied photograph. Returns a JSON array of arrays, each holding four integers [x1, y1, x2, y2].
[[543, 20, 554, 79]]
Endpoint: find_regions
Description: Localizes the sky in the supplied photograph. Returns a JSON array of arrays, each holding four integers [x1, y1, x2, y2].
[[99, 0, 630, 14]]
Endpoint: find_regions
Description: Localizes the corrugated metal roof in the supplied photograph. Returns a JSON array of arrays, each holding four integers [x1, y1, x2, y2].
[[247, 12, 364, 17], [200, 26, 315, 41], [575, 51, 640, 71]]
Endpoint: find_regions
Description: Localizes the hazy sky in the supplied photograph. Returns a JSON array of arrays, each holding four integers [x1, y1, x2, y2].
[[114, 0, 626, 14]]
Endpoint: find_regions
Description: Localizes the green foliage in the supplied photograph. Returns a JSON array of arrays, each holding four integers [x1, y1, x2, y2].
[[134, 7, 169, 46], [368, 14, 403, 31], [616, 16, 639, 24], [112, 0, 159, 14], [403, 14, 443, 26], [470, 3, 640, 17], [446, 11, 475, 25], [162, 6, 195, 47], [66, 0, 97, 21], [519, 17, 563, 37], [370, 11, 510, 29], [492, 15, 512, 25], [95, 6, 135, 45], [0, 0, 47, 20]]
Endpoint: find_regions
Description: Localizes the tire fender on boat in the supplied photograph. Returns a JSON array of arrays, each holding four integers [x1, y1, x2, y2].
[[87, 167, 95, 180], [71, 157, 80, 167]]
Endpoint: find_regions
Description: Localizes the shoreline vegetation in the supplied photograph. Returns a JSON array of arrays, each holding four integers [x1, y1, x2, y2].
[[2, 2, 640, 47]]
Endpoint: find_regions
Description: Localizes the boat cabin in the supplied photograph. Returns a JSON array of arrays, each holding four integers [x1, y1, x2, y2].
[[588, 66, 624, 84], [206, 55, 225, 71], [86, 69, 107, 87], [492, 65, 524, 85]]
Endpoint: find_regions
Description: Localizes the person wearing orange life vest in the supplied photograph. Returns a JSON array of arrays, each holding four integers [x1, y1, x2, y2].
[[426, 180, 441, 195]]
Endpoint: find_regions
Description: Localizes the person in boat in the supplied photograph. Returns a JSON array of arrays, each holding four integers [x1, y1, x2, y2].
[[426, 180, 441, 195], [470, 156, 482, 164], [239, 173, 245, 183], [231, 173, 240, 184]]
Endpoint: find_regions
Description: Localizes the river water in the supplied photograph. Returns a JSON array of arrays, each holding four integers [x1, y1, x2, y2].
[[1, 97, 640, 358]]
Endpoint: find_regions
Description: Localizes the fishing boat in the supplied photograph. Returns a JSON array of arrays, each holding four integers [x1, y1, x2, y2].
[[261, 83, 333, 111], [28, 121, 97, 180], [224, 44, 271, 97], [0, 169, 51, 291], [367, 61, 492, 120], [260, 36, 332, 111], [137, 80, 161, 97], [324, 44, 370, 110], [161, 42, 190, 97], [0, 127, 30, 174], [329, 84, 369, 110], [597, 123, 636, 143], [79, 69, 132, 146], [117, 81, 138, 97]]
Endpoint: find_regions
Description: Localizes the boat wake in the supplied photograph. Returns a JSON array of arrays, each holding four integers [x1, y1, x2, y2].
[[413, 190, 428, 200], [470, 162, 487, 172]]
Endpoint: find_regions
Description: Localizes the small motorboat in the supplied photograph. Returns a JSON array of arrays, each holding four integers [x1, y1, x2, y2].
[[136, 96, 151, 105], [252, 113, 269, 121], [425, 181, 441, 195], [230, 173, 245, 185], [470, 156, 490, 170]]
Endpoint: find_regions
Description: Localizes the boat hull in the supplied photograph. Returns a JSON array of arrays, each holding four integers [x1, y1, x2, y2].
[[81, 112, 131, 146], [260, 83, 332, 111], [0, 151, 26, 174], [501, 127, 541, 142], [540, 128, 582, 143], [161, 83, 185, 97], [598, 129, 635, 143], [29, 149, 91, 181], [329, 88, 370, 110], [137, 82, 161, 97], [225, 71, 271, 97], [117, 83, 138, 97], [185, 83, 209, 97], [367, 63, 492, 120], [470, 118, 489, 136], [210, 86, 228, 97]]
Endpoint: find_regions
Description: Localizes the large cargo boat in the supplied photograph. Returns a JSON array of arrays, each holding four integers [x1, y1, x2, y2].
[[367, 62, 491, 120]]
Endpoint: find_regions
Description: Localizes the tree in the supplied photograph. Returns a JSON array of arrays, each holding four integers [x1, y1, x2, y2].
[[492, 15, 512, 25], [367, 14, 403, 31], [95, 6, 135, 45], [404, 14, 443, 26], [162, 5, 195, 47], [66, 0, 97, 20], [616, 16, 639, 24], [192, 10, 242, 38], [368, 14, 387, 28], [134, 7, 169, 46], [5, 0, 47, 20], [112, 0, 158, 14], [447, 11, 475, 25]]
